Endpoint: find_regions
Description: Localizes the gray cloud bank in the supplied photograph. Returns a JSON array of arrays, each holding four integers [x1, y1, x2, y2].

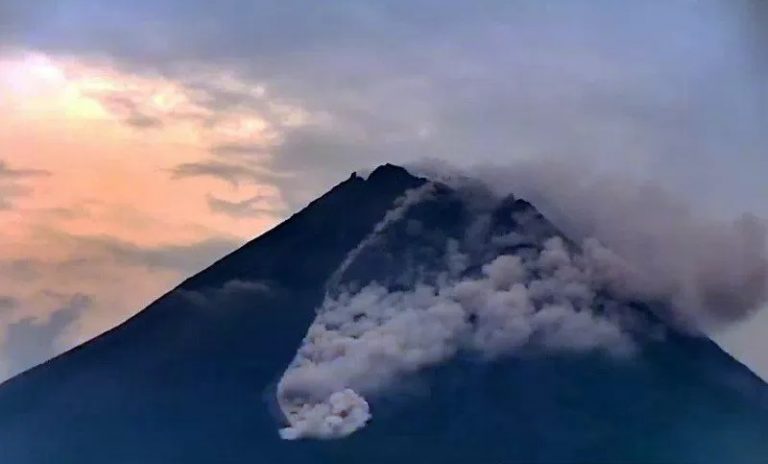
[[3, 1, 765, 214], [1, 293, 91, 378]]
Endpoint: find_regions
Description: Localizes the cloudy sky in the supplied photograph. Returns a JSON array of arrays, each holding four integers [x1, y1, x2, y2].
[[0, 0, 766, 380]]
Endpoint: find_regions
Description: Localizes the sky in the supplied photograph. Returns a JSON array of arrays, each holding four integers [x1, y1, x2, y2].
[[0, 0, 766, 381]]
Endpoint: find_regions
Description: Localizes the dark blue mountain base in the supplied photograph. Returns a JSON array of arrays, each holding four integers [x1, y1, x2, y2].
[[0, 164, 766, 463]]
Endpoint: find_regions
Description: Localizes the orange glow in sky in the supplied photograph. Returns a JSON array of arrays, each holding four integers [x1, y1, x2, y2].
[[0, 51, 299, 374]]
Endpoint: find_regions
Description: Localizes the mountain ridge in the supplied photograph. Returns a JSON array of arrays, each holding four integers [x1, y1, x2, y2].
[[0, 164, 766, 464]]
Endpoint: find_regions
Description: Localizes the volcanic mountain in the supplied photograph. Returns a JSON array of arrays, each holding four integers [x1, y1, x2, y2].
[[0, 164, 766, 463]]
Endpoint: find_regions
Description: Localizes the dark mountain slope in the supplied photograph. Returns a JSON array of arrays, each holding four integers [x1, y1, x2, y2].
[[0, 164, 766, 464]]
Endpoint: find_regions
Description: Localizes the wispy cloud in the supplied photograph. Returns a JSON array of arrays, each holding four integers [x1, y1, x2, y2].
[[207, 194, 278, 218], [0, 160, 50, 179], [63, 234, 241, 273], [7, 230, 242, 278], [84, 93, 165, 130], [0, 159, 50, 210], [169, 160, 286, 187], [124, 114, 163, 129], [0, 296, 18, 312], [209, 142, 267, 158], [0, 183, 29, 210]]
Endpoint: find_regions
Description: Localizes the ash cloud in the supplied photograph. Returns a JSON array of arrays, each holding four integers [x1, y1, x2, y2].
[[427, 160, 768, 331], [277, 164, 768, 439]]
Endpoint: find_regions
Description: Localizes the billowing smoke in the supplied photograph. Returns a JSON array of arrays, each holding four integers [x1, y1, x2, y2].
[[277, 189, 651, 439], [421, 160, 768, 330], [276, 164, 768, 440]]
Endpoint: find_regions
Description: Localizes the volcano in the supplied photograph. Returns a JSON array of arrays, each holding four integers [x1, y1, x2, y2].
[[0, 164, 766, 463]]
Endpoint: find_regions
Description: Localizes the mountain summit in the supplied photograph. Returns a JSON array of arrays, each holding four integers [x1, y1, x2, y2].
[[0, 165, 766, 463]]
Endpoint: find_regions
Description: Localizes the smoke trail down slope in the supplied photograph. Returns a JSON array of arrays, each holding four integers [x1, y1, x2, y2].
[[327, 183, 437, 288]]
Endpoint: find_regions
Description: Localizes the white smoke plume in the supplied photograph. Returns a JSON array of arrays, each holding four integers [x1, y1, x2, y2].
[[278, 388, 371, 441], [278, 209, 644, 439]]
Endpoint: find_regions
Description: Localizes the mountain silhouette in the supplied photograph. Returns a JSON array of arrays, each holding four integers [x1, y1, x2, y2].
[[0, 164, 766, 464]]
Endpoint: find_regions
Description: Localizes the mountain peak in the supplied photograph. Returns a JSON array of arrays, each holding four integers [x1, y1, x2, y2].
[[367, 163, 418, 183]]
